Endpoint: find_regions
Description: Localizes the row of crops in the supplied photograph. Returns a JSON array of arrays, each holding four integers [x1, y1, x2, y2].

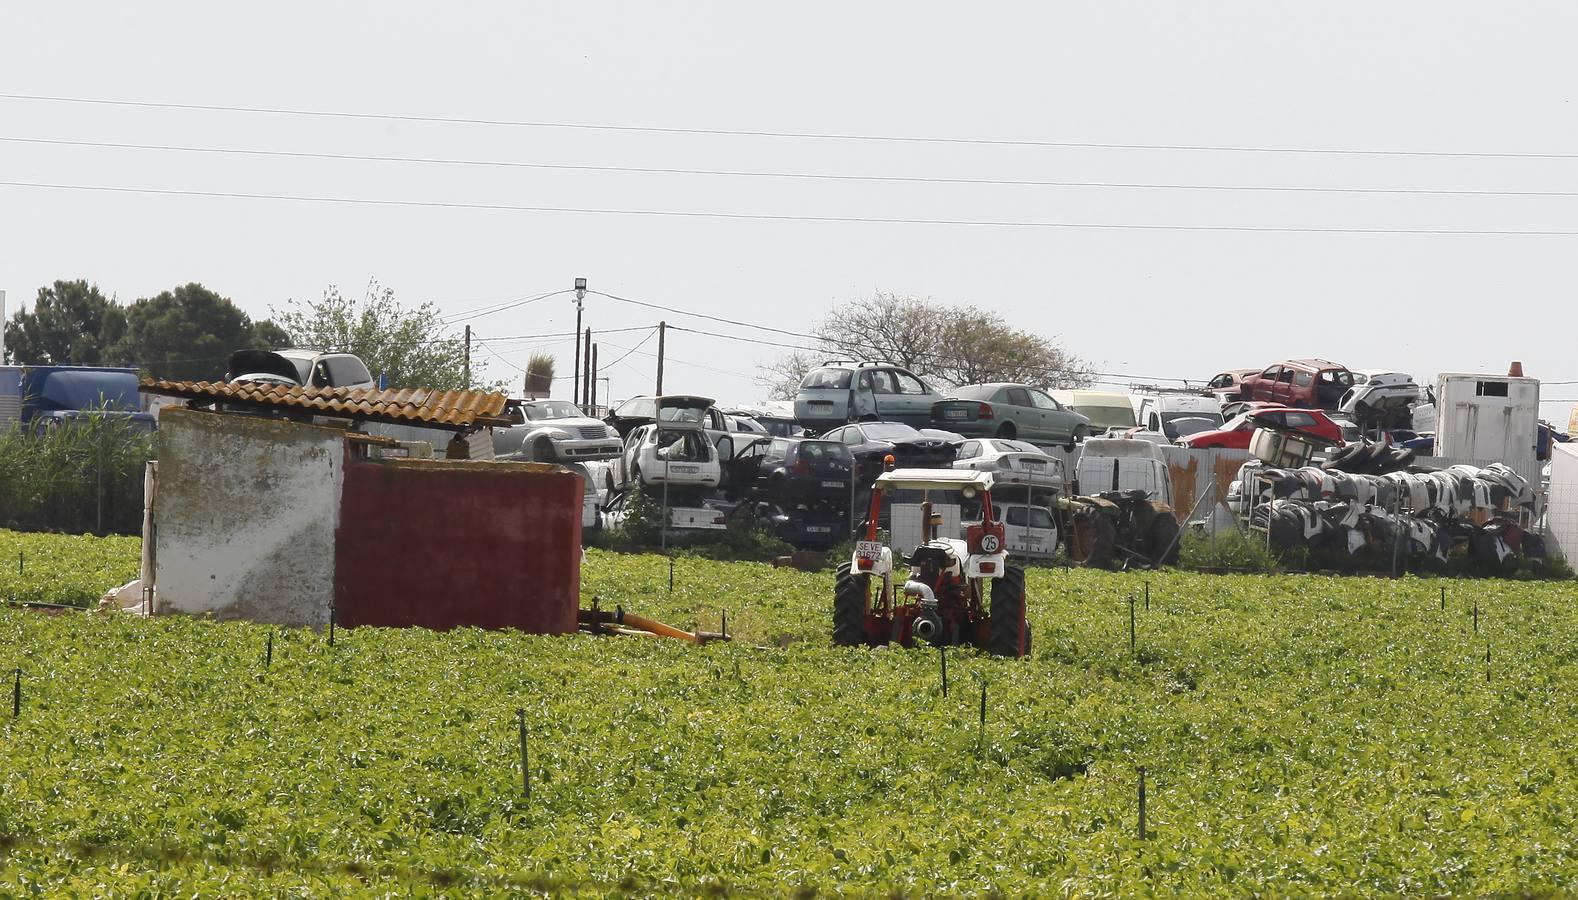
[[1, 533, 1576, 893]]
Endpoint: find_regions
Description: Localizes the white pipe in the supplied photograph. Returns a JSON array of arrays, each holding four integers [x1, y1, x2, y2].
[[902, 579, 935, 602]]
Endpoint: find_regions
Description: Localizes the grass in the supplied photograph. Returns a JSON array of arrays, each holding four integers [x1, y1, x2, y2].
[[1, 536, 1576, 894]]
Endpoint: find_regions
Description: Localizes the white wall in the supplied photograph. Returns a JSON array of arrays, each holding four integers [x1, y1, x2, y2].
[[1547, 442, 1578, 562], [152, 408, 342, 625]]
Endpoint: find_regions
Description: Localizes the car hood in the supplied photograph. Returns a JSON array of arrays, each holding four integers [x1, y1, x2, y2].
[[227, 350, 305, 384], [521, 415, 610, 431]]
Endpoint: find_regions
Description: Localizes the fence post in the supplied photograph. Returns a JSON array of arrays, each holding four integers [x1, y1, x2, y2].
[[1137, 766, 1148, 839]]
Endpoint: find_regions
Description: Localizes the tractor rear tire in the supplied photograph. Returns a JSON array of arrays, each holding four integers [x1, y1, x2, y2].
[[988, 565, 1030, 657], [1067, 510, 1116, 568], [1149, 513, 1182, 566], [833, 563, 869, 647]]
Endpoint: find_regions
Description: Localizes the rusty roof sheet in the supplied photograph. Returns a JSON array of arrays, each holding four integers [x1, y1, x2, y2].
[[140, 380, 511, 430]]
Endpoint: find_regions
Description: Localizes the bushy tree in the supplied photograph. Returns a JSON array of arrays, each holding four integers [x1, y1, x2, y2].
[[271, 280, 469, 390], [113, 283, 290, 382], [3, 279, 125, 366]]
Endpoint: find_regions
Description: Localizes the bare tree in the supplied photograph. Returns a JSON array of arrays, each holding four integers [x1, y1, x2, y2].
[[763, 292, 1090, 392], [755, 351, 817, 401]]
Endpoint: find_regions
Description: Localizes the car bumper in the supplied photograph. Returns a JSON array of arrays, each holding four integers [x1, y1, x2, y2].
[[550, 437, 623, 460]]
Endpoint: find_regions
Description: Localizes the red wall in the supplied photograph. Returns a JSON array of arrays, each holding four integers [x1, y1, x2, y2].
[[335, 459, 581, 633]]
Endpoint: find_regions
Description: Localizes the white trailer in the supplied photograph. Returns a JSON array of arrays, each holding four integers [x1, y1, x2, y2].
[[1434, 373, 1540, 472]]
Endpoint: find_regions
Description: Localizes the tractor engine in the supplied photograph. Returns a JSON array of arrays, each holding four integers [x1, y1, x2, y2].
[[903, 542, 971, 646]]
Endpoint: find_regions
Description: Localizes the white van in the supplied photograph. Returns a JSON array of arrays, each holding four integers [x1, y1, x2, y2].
[[1134, 396, 1225, 444], [1074, 437, 1174, 504], [1049, 390, 1137, 435], [1000, 502, 1058, 559]]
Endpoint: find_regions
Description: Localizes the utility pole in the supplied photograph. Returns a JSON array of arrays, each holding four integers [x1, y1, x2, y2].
[[462, 324, 471, 389], [590, 343, 599, 411], [571, 278, 586, 405], [655, 320, 666, 395], [582, 329, 593, 408]]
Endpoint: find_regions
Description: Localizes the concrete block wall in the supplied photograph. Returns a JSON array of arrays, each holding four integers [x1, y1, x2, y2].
[[153, 408, 342, 625]]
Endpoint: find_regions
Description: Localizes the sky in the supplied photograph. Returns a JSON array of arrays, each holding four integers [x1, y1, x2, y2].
[[2, 2, 1576, 422]]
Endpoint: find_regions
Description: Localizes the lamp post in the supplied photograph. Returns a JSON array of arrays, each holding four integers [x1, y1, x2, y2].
[[571, 277, 587, 408]]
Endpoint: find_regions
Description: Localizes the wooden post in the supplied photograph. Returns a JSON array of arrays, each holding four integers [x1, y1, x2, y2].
[[1138, 766, 1148, 839], [11, 668, 20, 717], [517, 708, 530, 800], [655, 321, 666, 394], [939, 646, 948, 698], [462, 324, 471, 390]]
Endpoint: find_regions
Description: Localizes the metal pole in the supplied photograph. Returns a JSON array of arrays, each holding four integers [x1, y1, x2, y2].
[[590, 344, 599, 412], [582, 329, 593, 409], [655, 321, 666, 394], [571, 295, 584, 405], [462, 324, 471, 389], [662, 451, 671, 557]]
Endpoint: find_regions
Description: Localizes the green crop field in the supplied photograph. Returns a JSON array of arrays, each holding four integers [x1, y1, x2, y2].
[[1, 531, 1576, 894]]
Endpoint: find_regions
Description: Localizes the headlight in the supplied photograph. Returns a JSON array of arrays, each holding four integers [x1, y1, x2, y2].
[[542, 429, 573, 440]]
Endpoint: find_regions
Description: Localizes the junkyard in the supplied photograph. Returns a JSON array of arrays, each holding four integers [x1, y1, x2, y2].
[[5, 3, 1578, 894]]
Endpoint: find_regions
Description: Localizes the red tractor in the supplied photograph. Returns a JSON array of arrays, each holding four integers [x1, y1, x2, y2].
[[833, 468, 1031, 657]]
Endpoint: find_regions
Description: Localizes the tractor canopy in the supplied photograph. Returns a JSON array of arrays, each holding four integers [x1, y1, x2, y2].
[[875, 468, 995, 493]]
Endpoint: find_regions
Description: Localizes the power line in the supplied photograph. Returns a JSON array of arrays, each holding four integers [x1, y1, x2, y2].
[[6, 92, 1578, 161], [7, 134, 1578, 199], [438, 289, 567, 323], [7, 180, 1578, 235], [598, 327, 659, 370]]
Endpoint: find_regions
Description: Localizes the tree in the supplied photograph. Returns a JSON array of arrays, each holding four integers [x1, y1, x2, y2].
[[3, 279, 126, 366], [755, 351, 817, 401], [271, 280, 470, 390], [759, 292, 1090, 396], [113, 283, 291, 382]]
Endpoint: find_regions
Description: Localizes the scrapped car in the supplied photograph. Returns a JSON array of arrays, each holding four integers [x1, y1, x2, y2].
[[562, 461, 604, 535], [930, 383, 1090, 447], [1074, 437, 1174, 504], [492, 399, 622, 462], [1338, 370, 1421, 429], [604, 394, 716, 438], [1204, 368, 1260, 403], [1134, 395, 1225, 444], [724, 404, 807, 438], [607, 421, 721, 493], [1000, 502, 1059, 560], [226, 349, 375, 390], [1178, 407, 1344, 450], [793, 362, 943, 433], [821, 420, 958, 485], [1239, 359, 1355, 410], [720, 436, 853, 509], [953, 438, 1066, 481]]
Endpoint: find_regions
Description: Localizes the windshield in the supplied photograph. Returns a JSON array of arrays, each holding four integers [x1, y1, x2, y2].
[[990, 439, 1041, 454], [1080, 403, 1137, 429], [523, 401, 581, 421], [657, 406, 707, 424], [1006, 507, 1056, 529], [796, 440, 851, 460], [1161, 412, 1224, 440], [946, 385, 997, 401], [862, 423, 920, 440], [801, 368, 852, 390]]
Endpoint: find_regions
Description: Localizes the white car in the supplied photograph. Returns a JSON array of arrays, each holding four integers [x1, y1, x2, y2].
[[952, 438, 1065, 481], [609, 422, 721, 492], [1339, 370, 1421, 428], [999, 502, 1059, 559], [493, 399, 622, 462], [563, 462, 604, 534]]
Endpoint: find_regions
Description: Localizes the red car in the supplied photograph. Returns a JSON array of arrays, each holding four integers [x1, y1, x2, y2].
[[1237, 359, 1355, 410], [1177, 406, 1344, 450]]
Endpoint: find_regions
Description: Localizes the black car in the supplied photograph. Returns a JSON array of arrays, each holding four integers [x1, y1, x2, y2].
[[819, 421, 958, 485], [721, 437, 853, 509]]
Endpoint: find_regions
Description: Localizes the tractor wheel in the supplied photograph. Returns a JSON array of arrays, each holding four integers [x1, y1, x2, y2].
[[1149, 513, 1182, 566], [988, 565, 1029, 657], [833, 563, 870, 646], [1067, 509, 1116, 568]]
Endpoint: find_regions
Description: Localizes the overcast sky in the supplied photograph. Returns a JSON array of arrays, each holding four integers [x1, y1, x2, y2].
[[3, 2, 1576, 420]]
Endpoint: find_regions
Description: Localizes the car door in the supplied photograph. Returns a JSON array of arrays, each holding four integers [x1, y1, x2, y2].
[[1001, 386, 1035, 438], [1029, 389, 1075, 441], [852, 371, 879, 421], [620, 426, 648, 485], [1252, 366, 1281, 403], [862, 369, 897, 420], [891, 370, 933, 426], [956, 440, 981, 469]]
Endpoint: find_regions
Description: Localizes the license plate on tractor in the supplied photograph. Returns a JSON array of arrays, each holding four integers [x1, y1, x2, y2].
[[856, 540, 883, 559]]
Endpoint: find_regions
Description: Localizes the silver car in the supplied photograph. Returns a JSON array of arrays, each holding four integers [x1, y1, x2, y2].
[[492, 400, 622, 462]]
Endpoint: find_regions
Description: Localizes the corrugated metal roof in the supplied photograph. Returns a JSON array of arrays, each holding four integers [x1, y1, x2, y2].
[[140, 380, 511, 430]]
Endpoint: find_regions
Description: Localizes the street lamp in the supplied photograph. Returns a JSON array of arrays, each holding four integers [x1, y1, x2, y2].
[[572, 277, 587, 408]]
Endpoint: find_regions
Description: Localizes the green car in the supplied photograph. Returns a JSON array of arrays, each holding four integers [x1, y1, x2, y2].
[[930, 383, 1092, 448]]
